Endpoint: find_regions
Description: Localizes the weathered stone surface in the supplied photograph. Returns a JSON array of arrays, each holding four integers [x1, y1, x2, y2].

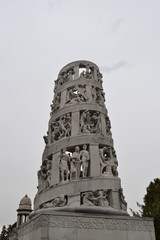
[[18, 211, 155, 240], [17, 60, 155, 239]]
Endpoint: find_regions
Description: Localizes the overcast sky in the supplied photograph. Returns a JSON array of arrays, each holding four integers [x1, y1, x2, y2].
[[0, 0, 160, 228]]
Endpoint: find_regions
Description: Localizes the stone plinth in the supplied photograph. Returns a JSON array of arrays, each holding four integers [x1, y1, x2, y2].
[[18, 210, 155, 240]]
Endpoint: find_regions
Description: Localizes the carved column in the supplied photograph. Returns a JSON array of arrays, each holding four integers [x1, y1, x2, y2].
[[74, 66, 79, 80], [71, 111, 80, 136], [85, 85, 92, 102], [101, 113, 107, 135], [60, 90, 67, 108], [89, 143, 101, 177], [51, 152, 60, 185]]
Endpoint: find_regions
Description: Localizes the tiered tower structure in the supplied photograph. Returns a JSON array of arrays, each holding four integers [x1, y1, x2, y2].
[[34, 60, 127, 214], [17, 61, 155, 240]]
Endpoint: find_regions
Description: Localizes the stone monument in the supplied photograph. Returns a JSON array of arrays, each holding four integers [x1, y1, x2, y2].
[[17, 60, 155, 240]]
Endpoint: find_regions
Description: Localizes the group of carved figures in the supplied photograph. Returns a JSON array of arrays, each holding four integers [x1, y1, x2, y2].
[[82, 188, 127, 211], [53, 64, 103, 92], [37, 145, 118, 192], [66, 85, 88, 104], [51, 113, 71, 142], [50, 85, 105, 116], [59, 145, 90, 182], [37, 159, 52, 192], [66, 85, 105, 106], [80, 110, 102, 134], [41, 188, 127, 211], [81, 190, 109, 207], [48, 110, 110, 144], [59, 145, 118, 182]]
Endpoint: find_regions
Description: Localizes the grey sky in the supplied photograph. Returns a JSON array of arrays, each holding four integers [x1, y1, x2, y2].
[[0, 0, 160, 227]]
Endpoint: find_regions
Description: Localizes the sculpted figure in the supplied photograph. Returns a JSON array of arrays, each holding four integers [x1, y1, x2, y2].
[[43, 195, 67, 208], [50, 93, 61, 114], [119, 188, 127, 211], [96, 190, 109, 207], [58, 116, 66, 139], [54, 79, 58, 93], [51, 121, 59, 142], [51, 113, 71, 142], [52, 195, 67, 207], [58, 71, 68, 86], [109, 147, 118, 176], [91, 111, 102, 134], [63, 113, 71, 137], [59, 148, 70, 182], [81, 191, 95, 206], [43, 132, 48, 145], [66, 88, 77, 104], [37, 159, 52, 191], [96, 89, 105, 105], [80, 110, 92, 133], [99, 146, 110, 175], [71, 146, 81, 179], [37, 165, 47, 192], [80, 110, 102, 134], [46, 170, 51, 188], [106, 116, 112, 136], [82, 190, 109, 207], [80, 145, 90, 177], [97, 70, 103, 84], [76, 85, 88, 102], [80, 65, 93, 79]]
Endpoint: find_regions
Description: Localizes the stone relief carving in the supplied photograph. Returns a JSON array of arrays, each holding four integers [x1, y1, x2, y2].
[[119, 188, 127, 211], [106, 116, 112, 136], [91, 86, 97, 103], [59, 69, 74, 86], [43, 195, 67, 208], [79, 64, 93, 79], [96, 88, 105, 105], [43, 131, 49, 145], [99, 146, 118, 176], [66, 85, 88, 104], [58, 145, 91, 182], [81, 190, 109, 207], [80, 145, 90, 177], [37, 159, 52, 192], [97, 70, 103, 84], [51, 113, 71, 142], [59, 148, 70, 182], [91, 86, 105, 105], [80, 110, 101, 134], [53, 68, 74, 92], [38, 215, 154, 232], [50, 93, 61, 115]]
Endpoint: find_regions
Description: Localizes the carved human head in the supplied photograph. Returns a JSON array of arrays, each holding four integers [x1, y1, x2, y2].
[[62, 148, 66, 153], [75, 146, 80, 152], [83, 144, 87, 150]]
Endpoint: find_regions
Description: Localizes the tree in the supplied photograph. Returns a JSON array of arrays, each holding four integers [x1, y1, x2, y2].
[[130, 178, 160, 240], [0, 226, 8, 240], [0, 222, 17, 240]]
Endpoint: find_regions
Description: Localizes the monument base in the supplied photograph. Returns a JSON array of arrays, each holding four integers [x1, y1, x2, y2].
[[17, 208, 155, 240]]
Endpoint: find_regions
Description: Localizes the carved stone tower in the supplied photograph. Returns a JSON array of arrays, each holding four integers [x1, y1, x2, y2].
[[17, 61, 155, 240]]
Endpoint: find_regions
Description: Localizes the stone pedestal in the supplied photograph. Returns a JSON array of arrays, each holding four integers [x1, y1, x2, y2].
[[18, 210, 155, 240]]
